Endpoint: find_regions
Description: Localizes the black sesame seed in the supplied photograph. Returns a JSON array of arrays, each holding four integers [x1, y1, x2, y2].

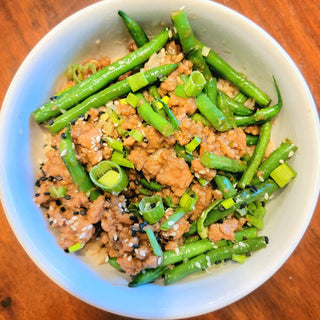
[[61, 132, 66, 139], [60, 207, 66, 212], [84, 114, 91, 121], [143, 137, 148, 143], [168, 235, 174, 240], [131, 231, 137, 237], [73, 211, 79, 215], [49, 221, 53, 225], [215, 260, 222, 265], [264, 236, 269, 244], [132, 244, 139, 249], [71, 118, 77, 125], [78, 114, 84, 118], [242, 236, 248, 240], [64, 248, 69, 253], [48, 176, 54, 182], [35, 193, 40, 197], [246, 252, 251, 257], [55, 199, 62, 206], [64, 195, 71, 200], [44, 192, 51, 196], [80, 209, 86, 216], [131, 226, 138, 232], [99, 110, 105, 114], [139, 223, 145, 230], [143, 221, 148, 226], [240, 203, 247, 209], [48, 119, 54, 126], [250, 185, 258, 192], [35, 179, 41, 187], [1, 297, 12, 308], [40, 176, 48, 181], [138, 229, 146, 234], [55, 175, 63, 181], [49, 96, 58, 101], [150, 203, 156, 209]]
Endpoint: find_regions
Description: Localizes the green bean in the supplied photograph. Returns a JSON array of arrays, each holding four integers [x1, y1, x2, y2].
[[171, 9, 197, 53], [164, 237, 268, 284], [48, 64, 177, 133], [251, 139, 297, 184], [108, 257, 123, 271], [190, 112, 212, 128], [136, 93, 175, 137], [235, 77, 282, 126], [118, 10, 149, 47], [184, 179, 279, 236], [128, 266, 166, 287], [196, 93, 232, 131], [246, 134, 259, 146], [201, 152, 247, 173], [129, 227, 258, 286], [214, 174, 237, 198], [205, 77, 217, 103], [238, 121, 272, 189], [218, 90, 254, 116], [33, 29, 170, 123], [59, 124, 99, 200], [148, 85, 167, 118], [233, 92, 247, 104]]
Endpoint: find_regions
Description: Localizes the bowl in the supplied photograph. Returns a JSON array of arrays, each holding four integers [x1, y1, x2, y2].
[[0, 0, 319, 319]]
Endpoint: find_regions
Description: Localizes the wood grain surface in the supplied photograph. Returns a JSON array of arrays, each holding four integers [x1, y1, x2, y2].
[[0, 0, 319, 319]]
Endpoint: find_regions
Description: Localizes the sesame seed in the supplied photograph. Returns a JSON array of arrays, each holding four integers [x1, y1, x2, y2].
[[44, 192, 50, 196], [195, 262, 201, 269], [35, 193, 40, 197], [73, 211, 79, 215], [64, 195, 71, 200], [79, 232, 86, 239], [48, 119, 54, 126], [1, 297, 11, 308], [60, 206, 66, 212]]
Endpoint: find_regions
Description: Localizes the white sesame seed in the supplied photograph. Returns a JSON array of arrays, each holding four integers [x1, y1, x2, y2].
[[168, 220, 175, 226], [173, 224, 179, 231], [79, 232, 86, 239], [60, 148, 67, 157], [288, 151, 294, 158], [195, 262, 202, 269], [127, 256, 132, 261], [87, 224, 93, 230]]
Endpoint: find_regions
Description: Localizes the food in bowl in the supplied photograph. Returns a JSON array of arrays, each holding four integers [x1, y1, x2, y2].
[[31, 9, 297, 286]]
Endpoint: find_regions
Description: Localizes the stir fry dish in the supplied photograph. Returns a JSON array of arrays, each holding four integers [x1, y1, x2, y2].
[[32, 9, 297, 286]]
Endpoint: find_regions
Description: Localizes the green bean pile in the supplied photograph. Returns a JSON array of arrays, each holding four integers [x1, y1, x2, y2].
[[32, 9, 297, 286]]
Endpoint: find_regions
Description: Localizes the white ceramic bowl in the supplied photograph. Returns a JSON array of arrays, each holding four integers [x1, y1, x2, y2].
[[0, 0, 319, 319]]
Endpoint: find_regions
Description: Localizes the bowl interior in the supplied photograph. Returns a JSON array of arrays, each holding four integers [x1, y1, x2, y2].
[[0, 0, 319, 319]]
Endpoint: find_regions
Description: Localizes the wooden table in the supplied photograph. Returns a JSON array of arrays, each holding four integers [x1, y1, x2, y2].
[[0, 1, 319, 319]]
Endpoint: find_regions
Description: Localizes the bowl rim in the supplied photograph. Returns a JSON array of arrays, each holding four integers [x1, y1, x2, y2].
[[0, 0, 320, 318]]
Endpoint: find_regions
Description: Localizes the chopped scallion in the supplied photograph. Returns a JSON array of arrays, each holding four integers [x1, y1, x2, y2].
[[185, 136, 201, 154], [129, 129, 144, 142], [126, 92, 140, 107], [98, 170, 120, 187], [160, 207, 186, 231], [139, 195, 165, 224], [221, 198, 235, 210], [270, 162, 297, 188], [232, 253, 247, 264], [127, 71, 148, 92], [179, 189, 199, 212], [145, 228, 162, 256], [184, 71, 206, 97], [49, 186, 67, 198], [68, 242, 84, 253]]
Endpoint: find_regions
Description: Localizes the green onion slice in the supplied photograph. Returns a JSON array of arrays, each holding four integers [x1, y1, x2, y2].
[[127, 72, 148, 92], [126, 92, 140, 108], [49, 186, 67, 198], [129, 129, 144, 142], [111, 151, 135, 169], [139, 195, 165, 224], [140, 178, 162, 191], [145, 228, 162, 256], [160, 207, 186, 231], [89, 161, 128, 194], [185, 136, 201, 154], [197, 200, 222, 239], [68, 242, 84, 253], [155, 97, 180, 130], [221, 198, 235, 210], [105, 137, 124, 152], [270, 162, 297, 188], [179, 189, 199, 212], [184, 71, 207, 97], [232, 253, 247, 264]]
